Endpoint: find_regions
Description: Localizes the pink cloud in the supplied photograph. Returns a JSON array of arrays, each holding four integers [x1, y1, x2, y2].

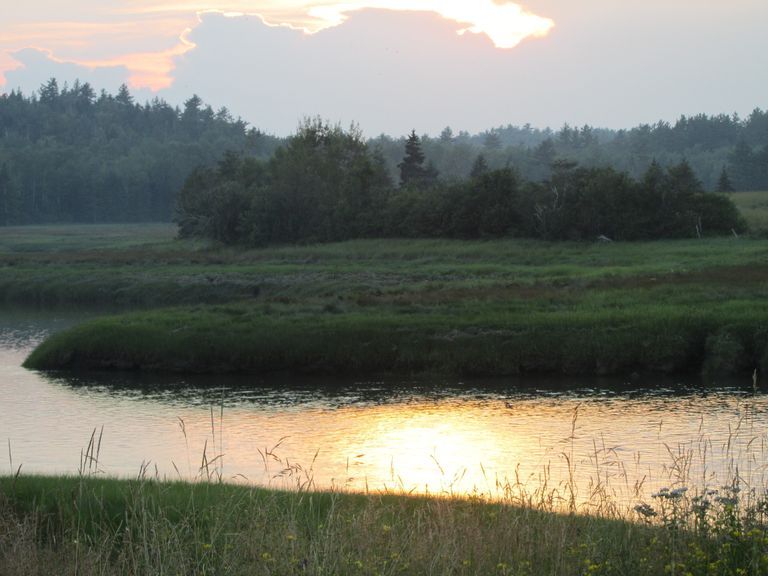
[[0, 1, 554, 90]]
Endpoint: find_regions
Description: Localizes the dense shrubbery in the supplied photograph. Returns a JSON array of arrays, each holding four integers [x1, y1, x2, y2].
[[177, 120, 747, 245]]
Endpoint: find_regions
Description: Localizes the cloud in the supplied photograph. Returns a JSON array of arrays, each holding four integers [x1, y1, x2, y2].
[[158, 6, 768, 136], [0, 1, 553, 91], [162, 10, 517, 135], [2, 1, 766, 134], [124, 0, 554, 47], [4, 48, 154, 99]]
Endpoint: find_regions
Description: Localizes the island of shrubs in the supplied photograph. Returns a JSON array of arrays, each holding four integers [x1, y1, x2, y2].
[[176, 119, 746, 246]]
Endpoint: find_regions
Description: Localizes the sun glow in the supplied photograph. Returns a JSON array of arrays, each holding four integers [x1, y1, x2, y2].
[[0, 1, 554, 91], [301, 1, 554, 48]]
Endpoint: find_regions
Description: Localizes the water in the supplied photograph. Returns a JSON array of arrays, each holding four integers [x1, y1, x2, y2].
[[2, 312, 766, 510]]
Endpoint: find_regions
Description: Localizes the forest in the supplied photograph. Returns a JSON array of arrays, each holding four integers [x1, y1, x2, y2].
[[0, 79, 766, 229], [0, 79, 280, 225]]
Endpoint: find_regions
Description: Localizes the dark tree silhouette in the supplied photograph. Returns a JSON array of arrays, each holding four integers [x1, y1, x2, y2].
[[398, 130, 427, 187]]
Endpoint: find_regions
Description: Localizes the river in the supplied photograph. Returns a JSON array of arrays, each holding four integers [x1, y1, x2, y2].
[[2, 311, 766, 512]]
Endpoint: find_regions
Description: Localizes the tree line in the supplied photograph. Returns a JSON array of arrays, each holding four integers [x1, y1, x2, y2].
[[372, 110, 768, 191], [0, 79, 279, 225], [177, 120, 745, 245], [0, 79, 765, 227]]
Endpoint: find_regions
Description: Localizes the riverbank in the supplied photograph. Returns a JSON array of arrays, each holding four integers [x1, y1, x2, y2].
[[6, 222, 768, 377], [2, 474, 765, 575], [22, 297, 768, 376]]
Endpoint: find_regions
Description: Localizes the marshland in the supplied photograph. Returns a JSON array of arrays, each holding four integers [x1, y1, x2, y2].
[[3, 84, 768, 574], [4, 214, 768, 574]]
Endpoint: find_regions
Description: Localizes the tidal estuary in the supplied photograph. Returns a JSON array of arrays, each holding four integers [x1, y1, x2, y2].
[[2, 311, 766, 511]]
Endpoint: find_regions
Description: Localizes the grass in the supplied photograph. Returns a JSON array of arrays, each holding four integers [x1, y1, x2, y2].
[[2, 467, 767, 576], [10, 230, 768, 376], [1, 224, 768, 309], [3, 209, 768, 376], [18, 300, 768, 377], [730, 191, 768, 237]]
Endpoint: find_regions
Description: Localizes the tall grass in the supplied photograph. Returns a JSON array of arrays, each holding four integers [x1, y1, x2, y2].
[[23, 298, 768, 377]]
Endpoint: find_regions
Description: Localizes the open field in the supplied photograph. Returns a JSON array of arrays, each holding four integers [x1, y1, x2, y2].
[[2, 474, 766, 576], [2, 223, 768, 309], [731, 191, 768, 236]]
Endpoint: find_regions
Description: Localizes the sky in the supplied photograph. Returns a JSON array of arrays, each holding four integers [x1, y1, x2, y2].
[[1, 1, 767, 136]]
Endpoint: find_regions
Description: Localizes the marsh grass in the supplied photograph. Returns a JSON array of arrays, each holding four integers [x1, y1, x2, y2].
[[2, 223, 768, 310], [6, 223, 767, 376], [23, 299, 768, 377]]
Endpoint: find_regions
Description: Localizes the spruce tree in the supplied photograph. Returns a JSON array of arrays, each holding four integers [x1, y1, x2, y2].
[[398, 130, 427, 187], [717, 167, 735, 192], [484, 131, 502, 150], [470, 154, 489, 179]]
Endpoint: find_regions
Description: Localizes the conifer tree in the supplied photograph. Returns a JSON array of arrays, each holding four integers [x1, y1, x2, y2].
[[717, 167, 735, 192], [398, 130, 427, 187], [470, 154, 489, 179]]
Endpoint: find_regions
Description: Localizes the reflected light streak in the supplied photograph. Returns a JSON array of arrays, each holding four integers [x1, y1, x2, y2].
[[6, 363, 768, 510]]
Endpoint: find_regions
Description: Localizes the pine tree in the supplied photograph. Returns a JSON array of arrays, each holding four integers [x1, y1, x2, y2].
[[39, 78, 59, 105], [717, 167, 735, 193], [484, 131, 502, 150], [470, 154, 489, 179], [115, 84, 134, 106], [398, 130, 427, 187]]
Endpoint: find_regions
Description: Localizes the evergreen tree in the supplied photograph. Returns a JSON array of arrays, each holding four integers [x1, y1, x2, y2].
[[470, 154, 489, 179], [439, 126, 454, 143], [115, 84, 134, 106], [484, 131, 502, 150], [38, 78, 59, 105], [0, 81, 282, 225], [729, 141, 755, 190], [0, 163, 13, 225], [717, 167, 735, 192], [398, 130, 427, 187]]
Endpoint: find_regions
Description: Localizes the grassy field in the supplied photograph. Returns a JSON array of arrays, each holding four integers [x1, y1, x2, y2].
[[8, 194, 768, 376], [731, 191, 768, 236], [2, 474, 766, 576], [13, 232, 768, 377]]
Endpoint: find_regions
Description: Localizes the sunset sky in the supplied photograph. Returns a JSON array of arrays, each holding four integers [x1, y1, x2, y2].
[[2, 1, 767, 135]]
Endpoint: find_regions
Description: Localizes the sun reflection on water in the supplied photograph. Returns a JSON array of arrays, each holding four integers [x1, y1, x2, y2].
[[3, 314, 768, 513]]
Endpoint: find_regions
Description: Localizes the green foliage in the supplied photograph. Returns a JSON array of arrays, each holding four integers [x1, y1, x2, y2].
[[0, 81, 280, 225], [179, 135, 746, 245], [717, 167, 735, 193], [255, 118, 391, 244], [371, 110, 768, 192]]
